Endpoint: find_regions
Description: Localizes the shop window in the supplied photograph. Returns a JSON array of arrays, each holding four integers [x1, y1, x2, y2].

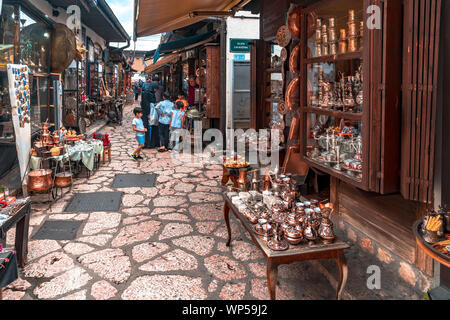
[[0, 4, 16, 142], [19, 9, 51, 74]]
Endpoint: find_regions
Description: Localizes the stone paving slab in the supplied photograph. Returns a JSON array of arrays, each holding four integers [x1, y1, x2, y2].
[[111, 174, 157, 188], [64, 192, 123, 213], [32, 221, 83, 241]]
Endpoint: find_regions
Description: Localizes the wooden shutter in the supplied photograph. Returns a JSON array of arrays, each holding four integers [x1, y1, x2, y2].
[[367, 0, 403, 194], [401, 0, 442, 203], [205, 44, 220, 118]]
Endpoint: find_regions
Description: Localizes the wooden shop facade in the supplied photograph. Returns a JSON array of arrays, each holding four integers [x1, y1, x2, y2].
[[250, 0, 449, 292]]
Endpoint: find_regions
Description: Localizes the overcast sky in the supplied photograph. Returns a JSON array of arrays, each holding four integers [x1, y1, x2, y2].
[[106, 0, 161, 51]]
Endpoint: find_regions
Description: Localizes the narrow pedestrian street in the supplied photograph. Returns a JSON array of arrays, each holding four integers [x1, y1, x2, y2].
[[0, 102, 423, 300]]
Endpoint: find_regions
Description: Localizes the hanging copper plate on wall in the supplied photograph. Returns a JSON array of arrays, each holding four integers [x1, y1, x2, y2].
[[289, 44, 301, 75], [276, 25, 292, 48], [51, 23, 77, 73], [285, 77, 300, 112], [287, 6, 301, 39]]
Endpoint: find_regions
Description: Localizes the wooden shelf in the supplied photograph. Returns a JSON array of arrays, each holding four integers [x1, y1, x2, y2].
[[305, 51, 363, 65], [265, 67, 282, 73], [303, 107, 362, 120], [265, 98, 283, 103], [303, 157, 363, 187]]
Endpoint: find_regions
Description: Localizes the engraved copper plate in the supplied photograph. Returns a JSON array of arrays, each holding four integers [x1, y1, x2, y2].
[[276, 25, 292, 48]]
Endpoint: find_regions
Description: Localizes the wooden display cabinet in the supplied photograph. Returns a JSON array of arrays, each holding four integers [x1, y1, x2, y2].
[[299, 0, 402, 194]]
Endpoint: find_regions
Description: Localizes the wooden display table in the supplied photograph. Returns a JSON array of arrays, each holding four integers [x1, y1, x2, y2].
[[223, 195, 350, 300]]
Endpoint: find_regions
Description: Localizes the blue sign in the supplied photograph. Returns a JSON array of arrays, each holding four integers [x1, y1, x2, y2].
[[234, 54, 246, 61]]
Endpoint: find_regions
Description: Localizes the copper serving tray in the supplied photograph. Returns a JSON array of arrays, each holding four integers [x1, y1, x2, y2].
[[285, 76, 300, 112], [289, 44, 301, 75]]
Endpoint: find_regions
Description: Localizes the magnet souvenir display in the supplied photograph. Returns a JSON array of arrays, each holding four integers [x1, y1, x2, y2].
[[7, 65, 31, 128]]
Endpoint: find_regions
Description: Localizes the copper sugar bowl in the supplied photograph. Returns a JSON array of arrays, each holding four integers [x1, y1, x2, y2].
[[28, 169, 53, 193], [285, 225, 304, 245]]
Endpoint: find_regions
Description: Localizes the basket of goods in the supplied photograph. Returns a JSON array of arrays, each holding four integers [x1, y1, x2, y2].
[[423, 215, 443, 244]]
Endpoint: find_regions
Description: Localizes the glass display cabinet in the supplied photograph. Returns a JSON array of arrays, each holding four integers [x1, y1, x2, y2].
[[299, 0, 402, 194]]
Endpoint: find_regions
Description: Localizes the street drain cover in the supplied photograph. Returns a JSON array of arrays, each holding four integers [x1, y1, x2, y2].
[[111, 174, 157, 188], [32, 221, 82, 240], [65, 192, 123, 212]]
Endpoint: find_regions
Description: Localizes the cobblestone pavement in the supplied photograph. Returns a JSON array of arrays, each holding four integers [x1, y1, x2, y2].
[[2, 103, 423, 300]]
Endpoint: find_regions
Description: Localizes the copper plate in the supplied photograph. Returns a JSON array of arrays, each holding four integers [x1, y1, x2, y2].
[[289, 44, 301, 75], [277, 101, 287, 115], [287, 7, 301, 39], [277, 25, 292, 48], [286, 77, 300, 112]]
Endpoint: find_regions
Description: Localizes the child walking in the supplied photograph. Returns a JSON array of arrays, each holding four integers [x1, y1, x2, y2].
[[130, 107, 147, 160], [169, 100, 186, 151]]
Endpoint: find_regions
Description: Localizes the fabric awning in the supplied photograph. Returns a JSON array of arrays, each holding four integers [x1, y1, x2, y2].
[[135, 0, 248, 37], [145, 30, 218, 60], [144, 54, 180, 74]]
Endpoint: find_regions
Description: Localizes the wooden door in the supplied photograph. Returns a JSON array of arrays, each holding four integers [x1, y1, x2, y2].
[[205, 45, 220, 118]]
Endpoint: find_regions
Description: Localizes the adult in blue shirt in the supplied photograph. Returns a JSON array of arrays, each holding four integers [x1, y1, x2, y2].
[[155, 92, 174, 152], [141, 79, 157, 148]]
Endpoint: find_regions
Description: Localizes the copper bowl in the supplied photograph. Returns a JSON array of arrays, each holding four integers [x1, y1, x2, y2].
[[55, 172, 73, 188], [28, 169, 53, 193]]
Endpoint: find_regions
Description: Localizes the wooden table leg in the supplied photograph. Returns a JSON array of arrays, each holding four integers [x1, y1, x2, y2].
[[230, 176, 239, 189], [336, 251, 348, 300], [224, 202, 232, 247], [267, 259, 279, 300], [221, 167, 230, 186], [15, 207, 31, 268]]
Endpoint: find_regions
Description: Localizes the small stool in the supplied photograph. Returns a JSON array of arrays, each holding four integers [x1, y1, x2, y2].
[[103, 146, 111, 164]]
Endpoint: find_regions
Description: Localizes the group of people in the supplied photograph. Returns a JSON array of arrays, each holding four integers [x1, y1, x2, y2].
[[130, 76, 191, 161]]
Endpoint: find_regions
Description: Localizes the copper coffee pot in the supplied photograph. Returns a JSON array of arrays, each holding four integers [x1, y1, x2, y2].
[[53, 130, 60, 145]]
